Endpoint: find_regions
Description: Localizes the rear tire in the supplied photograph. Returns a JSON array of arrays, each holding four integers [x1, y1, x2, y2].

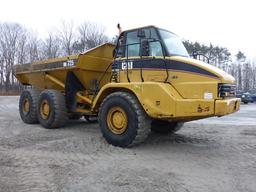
[[19, 89, 40, 124], [151, 120, 183, 134], [37, 90, 68, 129], [99, 92, 151, 148]]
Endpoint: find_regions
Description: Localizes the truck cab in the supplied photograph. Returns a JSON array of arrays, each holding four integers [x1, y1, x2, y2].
[[104, 26, 240, 120]]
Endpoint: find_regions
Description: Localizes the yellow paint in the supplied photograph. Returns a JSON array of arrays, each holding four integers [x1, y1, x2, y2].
[[14, 41, 240, 121], [45, 74, 65, 88], [92, 82, 240, 119], [75, 108, 91, 114], [15, 43, 115, 92], [40, 99, 50, 119], [215, 98, 241, 116], [107, 106, 128, 134], [23, 98, 30, 113]]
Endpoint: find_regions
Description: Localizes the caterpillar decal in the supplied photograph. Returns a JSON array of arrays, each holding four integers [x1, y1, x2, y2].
[[113, 58, 219, 79]]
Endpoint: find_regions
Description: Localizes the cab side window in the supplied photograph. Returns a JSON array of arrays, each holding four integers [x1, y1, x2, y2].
[[146, 29, 163, 56], [124, 28, 163, 58], [116, 35, 125, 58], [125, 31, 140, 57], [149, 41, 163, 56]]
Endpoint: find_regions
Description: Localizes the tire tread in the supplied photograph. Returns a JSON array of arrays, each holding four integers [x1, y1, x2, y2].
[[99, 91, 151, 147], [19, 89, 40, 124], [38, 89, 68, 129]]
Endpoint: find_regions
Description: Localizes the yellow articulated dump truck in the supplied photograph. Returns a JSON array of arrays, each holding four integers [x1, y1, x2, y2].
[[13, 26, 240, 147]]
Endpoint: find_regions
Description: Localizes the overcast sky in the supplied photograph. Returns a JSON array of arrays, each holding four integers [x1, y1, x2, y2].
[[0, 0, 255, 59]]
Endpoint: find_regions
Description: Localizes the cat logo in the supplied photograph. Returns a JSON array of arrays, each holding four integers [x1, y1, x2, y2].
[[121, 61, 133, 70]]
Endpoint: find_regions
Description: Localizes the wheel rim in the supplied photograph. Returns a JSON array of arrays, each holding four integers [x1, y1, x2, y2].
[[107, 106, 128, 134], [40, 99, 50, 119], [22, 98, 30, 114]]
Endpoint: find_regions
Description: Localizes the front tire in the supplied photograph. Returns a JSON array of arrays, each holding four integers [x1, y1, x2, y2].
[[37, 90, 68, 129], [19, 89, 40, 124], [99, 92, 151, 148], [151, 120, 183, 134]]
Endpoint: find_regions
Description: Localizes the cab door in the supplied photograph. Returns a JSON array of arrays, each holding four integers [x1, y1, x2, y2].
[[114, 27, 168, 83]]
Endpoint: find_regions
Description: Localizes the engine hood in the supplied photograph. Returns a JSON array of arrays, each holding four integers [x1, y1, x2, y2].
[[169, 56, 235, 84]]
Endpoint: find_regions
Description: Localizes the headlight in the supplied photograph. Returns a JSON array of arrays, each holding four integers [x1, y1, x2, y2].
[[218, 83, 236, 98]]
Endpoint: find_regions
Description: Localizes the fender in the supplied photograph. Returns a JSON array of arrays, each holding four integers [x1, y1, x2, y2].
[[92, 82, 182, 118]]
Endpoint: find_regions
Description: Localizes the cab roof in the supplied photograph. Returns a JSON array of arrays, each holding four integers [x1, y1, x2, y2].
[[120, 25, 176, 36], [123, 25, 157, 33]]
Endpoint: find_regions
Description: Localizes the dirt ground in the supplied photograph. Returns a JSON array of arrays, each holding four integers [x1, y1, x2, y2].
[[0, 96, 255, 192]]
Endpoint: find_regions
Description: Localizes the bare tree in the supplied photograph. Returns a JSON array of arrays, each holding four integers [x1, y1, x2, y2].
[[0, 20, 110, 93], [252, 64, 256, 90], [42, 32, 61, 59], [243, 62, 250, 91], [75, 22, 109, 53], [59, 21, 76, 56], [16, 29, 28, 65], [0, 22, 24, 91], [26, 32, 42, 63], [0, 49, 4, 91]]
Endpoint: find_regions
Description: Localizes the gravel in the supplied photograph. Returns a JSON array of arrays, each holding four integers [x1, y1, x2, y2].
[[0, 96, 255, 192]]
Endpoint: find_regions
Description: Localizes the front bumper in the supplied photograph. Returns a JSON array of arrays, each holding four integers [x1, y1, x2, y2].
[[215, 98, 241, 116], [173, 97, 241, 120]]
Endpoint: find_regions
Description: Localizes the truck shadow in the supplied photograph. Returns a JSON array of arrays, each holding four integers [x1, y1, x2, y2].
[[142, 132, 218, 148], [56, 120, 219, 148]]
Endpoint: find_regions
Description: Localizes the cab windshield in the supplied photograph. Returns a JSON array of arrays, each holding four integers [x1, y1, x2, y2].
[[159, 29, 189, 57]]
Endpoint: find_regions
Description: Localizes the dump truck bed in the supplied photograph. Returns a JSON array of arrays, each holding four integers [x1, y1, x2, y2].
[[14, 43, 115, 91]]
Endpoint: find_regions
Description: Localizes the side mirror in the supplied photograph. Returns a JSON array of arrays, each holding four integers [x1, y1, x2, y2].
[[141, 40, 150, 56], [137, 29, 146, 38]]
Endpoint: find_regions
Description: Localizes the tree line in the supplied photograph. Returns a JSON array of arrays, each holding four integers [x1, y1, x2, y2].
[[0, 21, 255, 94], [183, 40, 256, 92]]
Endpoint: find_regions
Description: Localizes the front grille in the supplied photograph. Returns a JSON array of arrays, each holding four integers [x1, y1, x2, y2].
[[218, 83, 236, 98]]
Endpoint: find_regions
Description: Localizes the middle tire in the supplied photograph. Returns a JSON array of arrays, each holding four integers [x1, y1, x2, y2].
[[99, 91, 151, 148], [37, 90, 68, 129]]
